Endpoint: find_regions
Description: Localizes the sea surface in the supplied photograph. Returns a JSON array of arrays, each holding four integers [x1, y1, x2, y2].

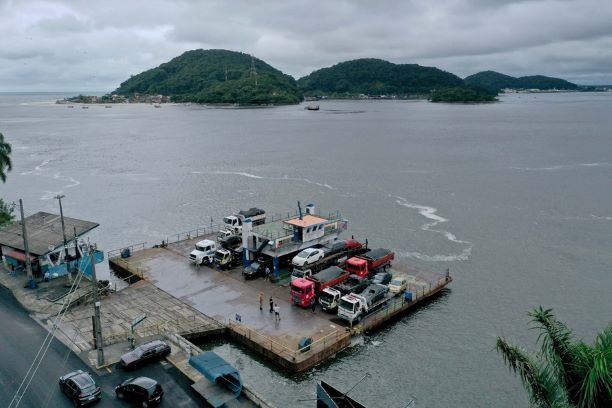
[[1, 92, 611, 407]]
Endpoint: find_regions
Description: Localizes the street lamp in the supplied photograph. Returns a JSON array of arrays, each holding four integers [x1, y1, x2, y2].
[[54, 194, 68, 259]]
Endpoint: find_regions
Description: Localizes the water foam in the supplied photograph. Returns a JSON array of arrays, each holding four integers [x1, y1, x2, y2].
[[212, 171, 263, 179], [510, 162, 612, 171], [391, 195, 473, 262]]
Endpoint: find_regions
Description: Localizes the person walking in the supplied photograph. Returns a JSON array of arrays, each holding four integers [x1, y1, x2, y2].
[[269, 296, 274, 313], [265, 265, 271, 281], [310, 298, 316, 313], [273, 303, 280, 321], [259, 292, 264, 311]]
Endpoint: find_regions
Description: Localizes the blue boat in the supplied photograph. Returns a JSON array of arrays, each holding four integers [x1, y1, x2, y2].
[[189, 352, 243, 407]]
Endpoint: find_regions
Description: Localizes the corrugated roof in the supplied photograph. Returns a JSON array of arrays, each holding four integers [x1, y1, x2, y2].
[[0, 212, 99, 256]]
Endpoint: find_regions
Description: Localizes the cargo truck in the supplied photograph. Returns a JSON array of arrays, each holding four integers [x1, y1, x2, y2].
[[337, 283, 390, 323], [213, 247, 243, 269], [345, 248, 395, 278], [290, 266, 349, 307], [290, 239, 366, 280], [189, 239, 217, 266], [318, 275, 368, 312], [220, 208, 266, 236]]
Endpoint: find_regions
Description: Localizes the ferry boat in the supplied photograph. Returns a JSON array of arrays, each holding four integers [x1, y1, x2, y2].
[[306, 105, 320, 111]]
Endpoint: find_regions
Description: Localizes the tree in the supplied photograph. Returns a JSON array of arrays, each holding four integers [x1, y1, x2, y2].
[[0, 199, 15, 226], [0, 132, 11, 183], [496, 307, 611, 408]]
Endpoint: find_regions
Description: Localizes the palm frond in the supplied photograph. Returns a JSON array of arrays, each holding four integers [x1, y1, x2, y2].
[[496, 336, 561, 408], [576, 325, 612, 408]]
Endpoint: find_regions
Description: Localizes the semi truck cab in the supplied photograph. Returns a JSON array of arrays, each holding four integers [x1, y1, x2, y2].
[[189, 239, 217, 265]]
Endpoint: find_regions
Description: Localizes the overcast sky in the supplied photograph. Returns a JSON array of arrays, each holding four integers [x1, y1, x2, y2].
[[1, 0, 612, 92]]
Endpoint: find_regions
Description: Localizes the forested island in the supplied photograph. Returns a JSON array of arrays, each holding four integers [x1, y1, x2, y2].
[[114, 49, 301, 105], [58, 49, 586, 105], [464, 70, 578, 93]]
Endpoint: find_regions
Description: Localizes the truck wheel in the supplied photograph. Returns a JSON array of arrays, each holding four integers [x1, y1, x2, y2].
[[383, 264, 389, 272]]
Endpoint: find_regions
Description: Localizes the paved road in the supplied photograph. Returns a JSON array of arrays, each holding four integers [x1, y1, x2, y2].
[[0, 285, 203, 407]]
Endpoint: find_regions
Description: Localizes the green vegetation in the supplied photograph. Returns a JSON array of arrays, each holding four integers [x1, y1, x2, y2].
[[0, 199, 15, 226], [297, 58, 464, 97], [496, 307, 611, 408], [114, 49, 302, 105], [0, 132, 14, 226], [465, 71, 578, 92], [0, 132, 12, 183], [429, 87, 497, 103]]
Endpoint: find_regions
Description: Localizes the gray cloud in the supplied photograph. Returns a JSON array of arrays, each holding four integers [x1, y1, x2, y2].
[[1, 0, 611, 91]]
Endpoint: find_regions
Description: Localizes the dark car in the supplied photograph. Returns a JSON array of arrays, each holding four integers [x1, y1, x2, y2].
[[242, 261, 265, 279], [59, 370, 101, 407], [219, 234, 242, 250], [372, 271, 392, 285], [115, 376, 164, 407], [120, 340, 171, 370]]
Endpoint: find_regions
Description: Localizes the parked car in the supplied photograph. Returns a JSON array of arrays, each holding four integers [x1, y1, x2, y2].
[[242, 261, 265, 279], [59, 370, 101, 407], [372, 271, 392, 285], [219, 234, 242, 250], [388, 276, 408, 294], [323, 240, 347, 256], [292, 248, 325, 267], [120, 340, 171, 370], [115, 376, 164, 407]]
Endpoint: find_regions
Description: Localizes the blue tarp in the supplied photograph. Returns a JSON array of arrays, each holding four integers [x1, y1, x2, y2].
[[189, 352, 242, 397]]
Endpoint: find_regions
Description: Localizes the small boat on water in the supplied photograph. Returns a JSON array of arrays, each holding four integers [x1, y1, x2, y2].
[[190, 352, 243, 407], [81, 106, 89, 109], [306, 105, 320, 111], [316, 380, 366, 408], [154, 104, 162, 108], [67, 105, 74, 108], [105, 105, 112, 108]]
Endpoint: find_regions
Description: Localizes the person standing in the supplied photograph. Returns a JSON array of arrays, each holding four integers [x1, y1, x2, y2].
[[273, 303, 280, 321], [265, 265, 271, 281], [269, 296, 274, 313], [259, 292, 264, 311], [310, 298, 316, 313]]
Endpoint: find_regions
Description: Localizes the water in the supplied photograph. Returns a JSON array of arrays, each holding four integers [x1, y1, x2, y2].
[[1, 92, 611, 407]]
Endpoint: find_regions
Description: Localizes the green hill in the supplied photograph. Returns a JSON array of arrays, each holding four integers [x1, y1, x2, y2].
[[465, 70, 577, 92], [114, 49, 302, 105], [297, 58, 464, 96]]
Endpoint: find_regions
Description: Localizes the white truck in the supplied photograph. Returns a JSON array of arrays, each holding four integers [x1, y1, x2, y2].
[[188, 239, 217, 266], [337, 284, 390, 323], [220, 208, 266, 236]]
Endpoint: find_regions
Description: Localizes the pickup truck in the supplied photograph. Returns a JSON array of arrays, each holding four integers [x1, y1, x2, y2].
[[345, 248, 395, 278], [337, 283, 390, 323], [319, 275, 368, 313], [290, 266, 349, 307]]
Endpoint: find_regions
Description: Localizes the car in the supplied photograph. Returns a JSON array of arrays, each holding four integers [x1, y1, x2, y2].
[[292, 248, 325, 267], [388, 276, 408, 294], [115, 376, 164, 407], [242, 261, 265, 279], [372, 271, 392, 285], [59, 370, 101, 407], [120, 340, 171, 370], [323, 240, 348, 256], [219, 234, 242, 250]]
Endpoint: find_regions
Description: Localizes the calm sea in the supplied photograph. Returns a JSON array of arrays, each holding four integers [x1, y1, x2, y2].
[[1, 92, 611, 407]]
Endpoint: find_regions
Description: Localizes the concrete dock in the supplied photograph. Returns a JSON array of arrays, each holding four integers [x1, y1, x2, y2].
[[109, 232, 452, 372]]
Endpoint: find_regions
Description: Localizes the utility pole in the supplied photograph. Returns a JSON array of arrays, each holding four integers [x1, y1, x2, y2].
[[90, 248, 104, 366], [18, 199, 35, 288], [54, 194, 68, 260]]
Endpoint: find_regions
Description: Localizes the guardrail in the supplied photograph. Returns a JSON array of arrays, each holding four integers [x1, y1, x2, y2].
[[364, 276, 450, 329], [165, 223, 225, 245], [227, 318, 349, 361], [107, 242, 146, 259]]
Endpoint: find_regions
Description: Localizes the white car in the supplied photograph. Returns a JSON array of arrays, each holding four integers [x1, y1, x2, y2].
[[388, 276, 408, 294], [292, 248, 325, 267]]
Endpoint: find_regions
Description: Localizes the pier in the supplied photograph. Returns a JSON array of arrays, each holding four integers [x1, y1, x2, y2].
[[108, 229, 452, 373]]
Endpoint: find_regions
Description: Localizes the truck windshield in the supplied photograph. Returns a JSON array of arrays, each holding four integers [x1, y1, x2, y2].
[[338, 298, 355, 312], [390, 279, 402, 286], [319, 292, 334, 302], [292, 270, 304, 278], [223, 217, 233, 225], [195, 245, 206, 251], [290, 283, 305, 294]]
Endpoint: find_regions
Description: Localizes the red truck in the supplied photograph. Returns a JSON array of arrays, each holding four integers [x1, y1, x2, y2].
[[290, 266, 349, 307], [345, 248, 395, 278]]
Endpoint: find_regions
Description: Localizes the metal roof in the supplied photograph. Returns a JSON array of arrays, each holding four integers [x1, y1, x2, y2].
[[284, 214, 328, 228], [0, 212, 99, 256]]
